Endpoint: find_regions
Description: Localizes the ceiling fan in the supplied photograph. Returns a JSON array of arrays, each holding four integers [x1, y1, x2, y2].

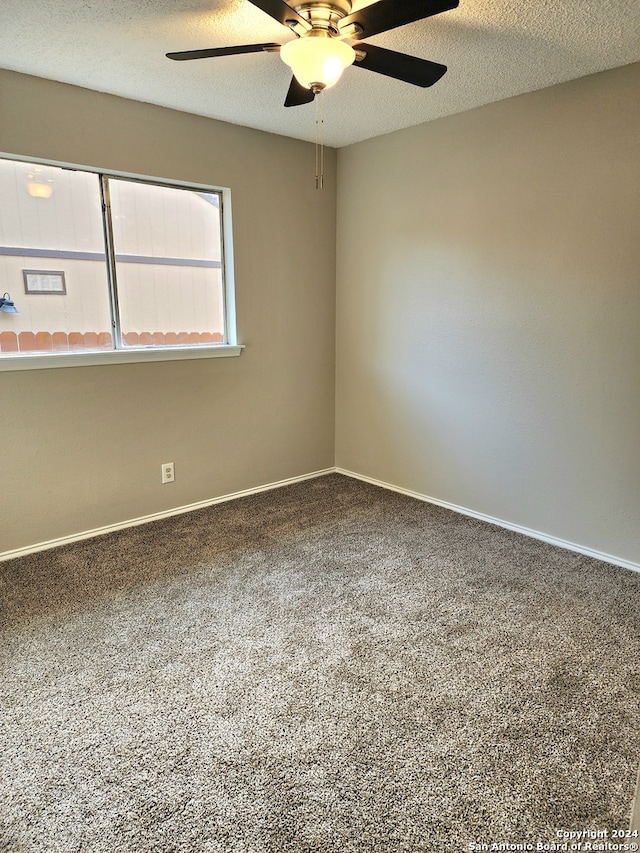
[[167, 0, 459, 107]]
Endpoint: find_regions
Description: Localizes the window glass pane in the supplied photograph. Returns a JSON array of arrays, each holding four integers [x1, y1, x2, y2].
[[0, 159, 113, 355], [108, 179, 225, 348]]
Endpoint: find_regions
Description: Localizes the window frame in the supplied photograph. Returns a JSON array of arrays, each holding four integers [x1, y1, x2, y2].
[[0, 154, 242, 372]]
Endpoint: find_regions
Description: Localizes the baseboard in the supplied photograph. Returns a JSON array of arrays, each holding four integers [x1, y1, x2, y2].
[[336, 468, 640, 575], [4, 466, 640, 575], [0, 468, 335, 562]]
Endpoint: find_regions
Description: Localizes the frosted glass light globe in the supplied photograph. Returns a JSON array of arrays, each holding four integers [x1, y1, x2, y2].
[[281, 36, 355, 91]]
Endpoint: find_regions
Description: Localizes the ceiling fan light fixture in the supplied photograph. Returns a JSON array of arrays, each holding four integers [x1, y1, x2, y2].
[[281, 35, 355, 91]]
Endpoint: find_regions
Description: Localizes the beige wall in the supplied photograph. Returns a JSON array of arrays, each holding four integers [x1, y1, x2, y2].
[[2, 63, 639, 566], [0, 70, 336, 553], [336, 63, 640, 566]]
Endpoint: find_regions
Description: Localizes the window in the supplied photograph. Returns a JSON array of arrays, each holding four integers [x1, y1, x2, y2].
[[0, 157, 239, 368]]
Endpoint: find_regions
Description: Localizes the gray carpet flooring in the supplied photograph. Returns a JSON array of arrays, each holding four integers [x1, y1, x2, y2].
[[1, 473, 640, 852]]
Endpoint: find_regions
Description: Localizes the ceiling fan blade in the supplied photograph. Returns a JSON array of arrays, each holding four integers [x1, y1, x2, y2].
[[353, 43, 447, 87], [284, 76, 316, 107], [339, 0, 458, 40], [248, 0, 311, 31], [167, 43, 280, 61]]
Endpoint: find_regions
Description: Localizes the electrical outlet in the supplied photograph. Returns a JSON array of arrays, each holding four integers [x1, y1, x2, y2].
[[161, 462, 175, 484]]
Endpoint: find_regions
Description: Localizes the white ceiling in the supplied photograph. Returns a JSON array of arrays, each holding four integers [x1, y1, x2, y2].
[[1, 0, 638, 147]]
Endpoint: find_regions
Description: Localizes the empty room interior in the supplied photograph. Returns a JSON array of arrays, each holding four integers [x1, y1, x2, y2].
[[1, 0, 639, 849]]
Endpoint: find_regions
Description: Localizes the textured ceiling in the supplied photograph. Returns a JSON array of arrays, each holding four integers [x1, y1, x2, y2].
[[1, 0, 638, 147]]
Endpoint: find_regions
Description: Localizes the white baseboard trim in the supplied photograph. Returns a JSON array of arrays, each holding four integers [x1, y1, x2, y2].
[[0, 468, 335, 563], [336, 468, 640, 575], [4, 466, 639, 575]]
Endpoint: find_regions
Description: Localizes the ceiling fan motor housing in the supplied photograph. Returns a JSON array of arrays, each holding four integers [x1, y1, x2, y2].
[[292, 1, 353, 35]]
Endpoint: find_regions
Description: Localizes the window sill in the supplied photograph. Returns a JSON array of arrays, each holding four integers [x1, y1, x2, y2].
[[0, 344, 244, 371]]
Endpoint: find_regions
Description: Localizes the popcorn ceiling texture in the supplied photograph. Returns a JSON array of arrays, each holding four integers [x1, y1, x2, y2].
[[0, 0, 638, 146], [1, 474, 639, 851]]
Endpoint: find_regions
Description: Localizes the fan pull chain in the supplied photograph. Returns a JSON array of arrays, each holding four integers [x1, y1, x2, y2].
[[315, 90, 324, 190]]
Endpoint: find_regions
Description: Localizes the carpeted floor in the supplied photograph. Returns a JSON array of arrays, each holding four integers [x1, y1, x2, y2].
[[1, 473, 640, 852]]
